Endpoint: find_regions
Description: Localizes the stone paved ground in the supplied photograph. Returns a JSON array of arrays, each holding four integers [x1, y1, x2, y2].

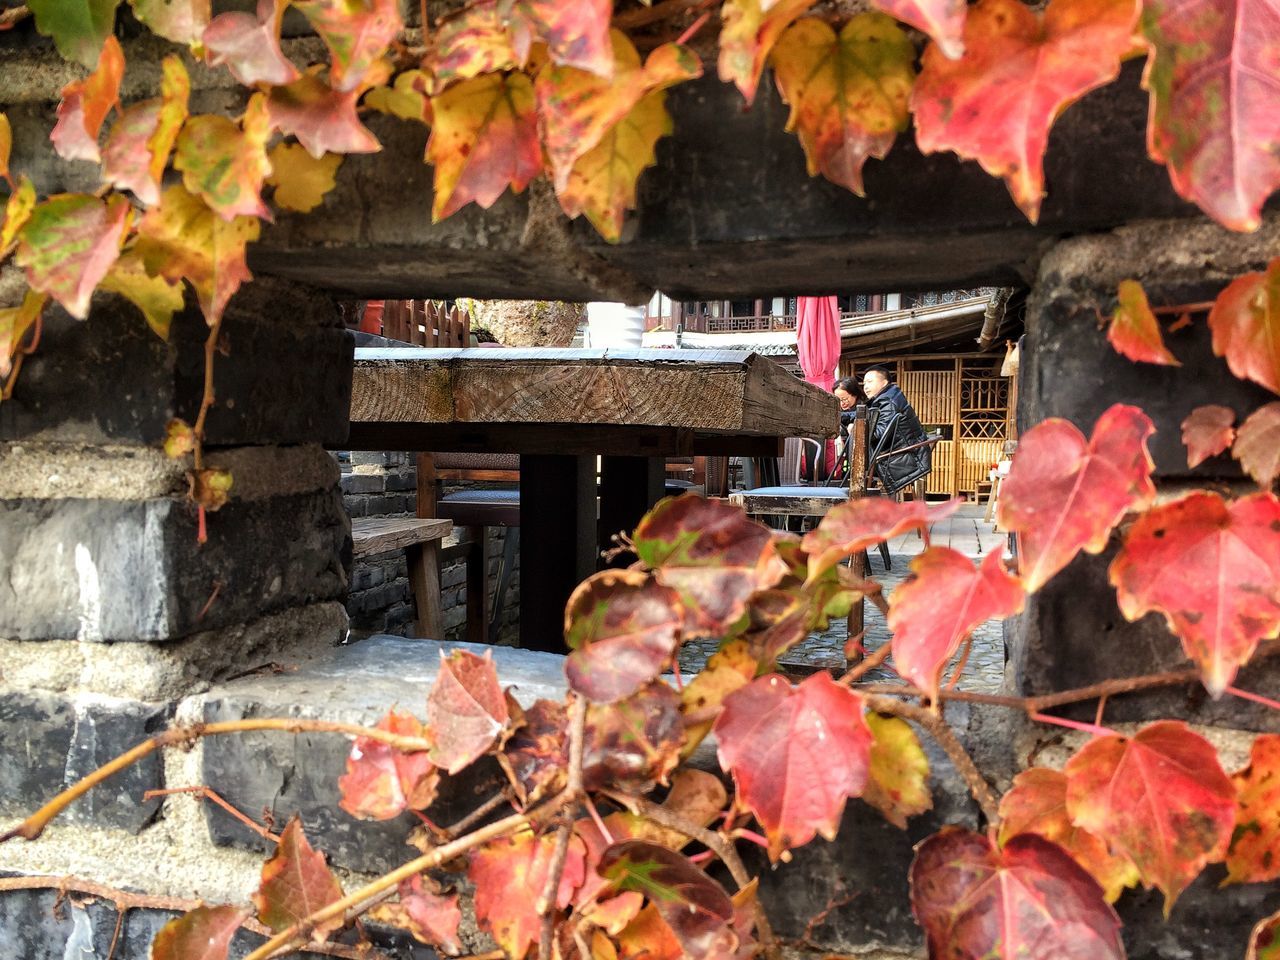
[[677, 504, 1012, 693]]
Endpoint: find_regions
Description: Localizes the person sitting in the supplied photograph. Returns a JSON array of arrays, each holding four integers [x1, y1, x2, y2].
[[833, 376, 864, 440], [861, 366, 931, 494]]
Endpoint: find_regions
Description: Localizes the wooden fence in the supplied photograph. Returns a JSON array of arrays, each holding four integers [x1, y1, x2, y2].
[[380, 300, 471, 347]]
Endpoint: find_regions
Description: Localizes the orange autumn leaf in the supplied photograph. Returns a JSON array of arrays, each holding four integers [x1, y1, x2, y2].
[[1233, 402, 1280, 489], [770, 13, 915, 196], [911, 0, 1140, 223], [15, 192, 131, 319], [997, 403, 1155, 593], [267, 72, 382, 159], [0, 113, 11, 187], [717, 0, 817, 105], [1209, 257, 1280, 395], [802, 495, 960, 582], [174, 93, 273, 221], [50, 35, 124, 163], [368, 875, 463, 955], [1107, 278, 1180, 366], [1110, 490, 1280, 697], [253, 817, 345, 940], [101, 54, 190, 207], [293, 0, 402, 93], [872, 0, 967, 59], [426, 72, 541, 221], [1141, 0, 1280, 232], [1227, 734, 1280, 885], [151, 905, 248, 960], [203, 0, 300, 87], [337, 709, 438, 821], [1181, 404, 1236, 469], [426, 649, 509, 774], [428, 0, 519, 93]]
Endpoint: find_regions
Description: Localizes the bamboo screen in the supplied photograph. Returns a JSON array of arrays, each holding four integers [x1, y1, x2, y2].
[[899, 370, 957, 426]]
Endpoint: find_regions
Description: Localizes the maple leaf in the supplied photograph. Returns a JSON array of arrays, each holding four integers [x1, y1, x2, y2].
[[427, 0, 519, 92], [802, 495, 959, 581], [1064, 719, 1236, 912], [718, 0, 817, 104], [1252, 910, 1280, 960], [910, 827, 1124, 959], [632, 495, 784, 634], [27, 0, 120, 67], [101, 55, 190, 207], [509, 0, 614, 76], [0, 291, 49, 380], [1225, 734, 1280, 885], [911, 0, 1140, 223], [600, 840, 738, 957], [1107, 278, 1180, 366], [889, 547, 1024, 702], [150, 904, 248, 960], [997, 404, 1155, 593], [1181, 404, 1236, 469], [771, 13, 915, 196], [133, 184, 260, 326], [129, 0, 209, 45], [1209, 257, 1280, 395], [1110, 491, 1280, 697], [175, 94, 273, 221], [500, 698, 568, 806], [872, 0, 966, 59], [1, 177, 36, 259], [50, 35, 124, 163], [862, 711, 932, 830], [253, 817, 345, 940], [426, 649, 509, 774], [997, 767, 1139, 902], [364, 70, 432, 123], [294, 0, 402, 92], [425, 71, 540, 221], [15, 193, 131, 319], [1234, 403, 1280, 488], [368, 875, 463, 955], [266, 143, 344, 214], [1141, 0, 1280, 232], [204, 0, 300, 87], [679, 638, 758, 754], [565, 568, 683, 704], [715, 672, 871, 859], [469, 829, 587, 960], [338, 709, 438, 821], [584, 681, 685, 792], [100, 249, 185, 340], [268, 72, 382, 159]]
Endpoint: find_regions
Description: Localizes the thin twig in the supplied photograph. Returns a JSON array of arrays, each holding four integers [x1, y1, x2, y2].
[[143, 785, 281, 842], [1150, 300, 1215, 316], [105, 908, 124, 960], [839, 638, 891, 685], [443, 790, 514, 840], [192, 316, 222, 471], [538, 696, 587, 959]]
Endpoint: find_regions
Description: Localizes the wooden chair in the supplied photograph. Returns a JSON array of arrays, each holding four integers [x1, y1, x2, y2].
[[351, 516, 453, 637]]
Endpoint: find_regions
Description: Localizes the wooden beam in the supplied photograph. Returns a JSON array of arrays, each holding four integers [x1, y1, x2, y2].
[[351, 517, 452, 558]]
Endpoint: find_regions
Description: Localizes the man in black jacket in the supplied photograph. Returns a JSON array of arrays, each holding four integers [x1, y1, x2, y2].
[[862, 366, 932, 494]]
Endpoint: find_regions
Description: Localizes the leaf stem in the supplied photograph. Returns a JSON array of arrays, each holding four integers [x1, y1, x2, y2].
[[1227, 685, 1280, 711], [838, 637, 891, 684], [1028, 712, 1115, 738]]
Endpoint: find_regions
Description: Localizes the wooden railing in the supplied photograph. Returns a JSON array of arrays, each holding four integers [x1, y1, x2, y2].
[[380, 300, 471, 347]]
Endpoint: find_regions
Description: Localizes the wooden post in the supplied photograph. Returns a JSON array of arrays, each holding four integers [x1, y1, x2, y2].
[[520, 455, 596, 652], [846, 405, 868, 664], [599, 456, 666, 568]]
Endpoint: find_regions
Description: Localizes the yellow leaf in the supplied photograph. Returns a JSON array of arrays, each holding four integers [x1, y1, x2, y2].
[[0, 290, 48, 379], [363, 69, 432, 123], [100, 249, 185, 339], [0, 112, 12, 186], [266, 143, 343, 213], [1, 176, 37, 257], [190, 467, 234, 510], [163, 418, 197, 458], [717, 0, 816, 104], [861, 711, 932, 829], [174, 93, 273, 221]]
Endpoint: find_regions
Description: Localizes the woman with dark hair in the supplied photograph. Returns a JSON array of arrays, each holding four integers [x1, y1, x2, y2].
[[834, 376, 863, 438]]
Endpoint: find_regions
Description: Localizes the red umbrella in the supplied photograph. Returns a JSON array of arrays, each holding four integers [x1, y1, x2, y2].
[[796, 295, 841, 391]]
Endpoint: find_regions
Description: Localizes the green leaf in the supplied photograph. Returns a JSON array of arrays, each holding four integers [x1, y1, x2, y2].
[[28, 0, 121, 67], [174, 94, 273, 221]]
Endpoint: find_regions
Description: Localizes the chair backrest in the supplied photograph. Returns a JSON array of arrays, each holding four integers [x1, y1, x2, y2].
[[781, 438, 804, 486]]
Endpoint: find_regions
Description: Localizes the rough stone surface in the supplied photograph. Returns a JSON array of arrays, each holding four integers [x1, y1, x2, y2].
[[0, 691, 170, 832], [0, 489, 349, 641]]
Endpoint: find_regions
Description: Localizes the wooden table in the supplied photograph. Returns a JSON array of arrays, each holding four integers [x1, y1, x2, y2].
[[346, 347, 837, 650]]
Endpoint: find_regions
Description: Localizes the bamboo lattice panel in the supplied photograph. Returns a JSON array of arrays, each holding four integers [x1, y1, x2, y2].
[[926, 440, 955, 497], [957, 439, 1005, 494], [900, 370, 957, 426]]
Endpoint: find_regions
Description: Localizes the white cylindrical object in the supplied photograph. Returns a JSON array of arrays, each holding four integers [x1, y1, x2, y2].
[[586, 302, 647, 349]]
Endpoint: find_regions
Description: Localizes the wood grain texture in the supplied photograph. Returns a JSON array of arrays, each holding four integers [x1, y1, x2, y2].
[[351, 516, 452, 558]]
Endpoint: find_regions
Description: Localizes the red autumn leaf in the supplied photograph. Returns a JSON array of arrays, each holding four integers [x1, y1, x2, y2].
[[1251, 909, 1280, 960], [1064, 719, 1236, 912], [50, 35, 124, 163], [1110, 491, 1280, 696], [872, 0, 966, 59], [889, 547, 1024, 702], [129, 0, 209, 46], [428, 0, 519, 92], [500, 698, 569, 805], [633, 495, 785, 633], [174, 93, 273, 221], [802, 495, 960, 581], [101, 55, 190, 207], [509, 0, 613, 76], [368, 875, 463, 955], [469, 829, 586, 960], [1141, 0, 1280, 232], [714, 672, 871, 859], [1209, 257, 1280, 395], [599, 840, 737, 957], [15, 193, 131, 319], [565, 568, 683, 704], [1226, 734, 1280, 885], [584, 681, 685, 792], [338, 709, 438, 821], [294, 0, 402, 92], [911, 0, 1140, 223], [1107, 278, 1180, 366], [203, 0, 300, 87], [151, 905, 248, 960], [910, 827, 1124, 959], [770, 13, 915, 196], [1181, 404, 1236, 469], [253, 817, 345, 940], [426, 71, 541, 221], [997, 403, 1155, 593], [1234, 402, 1280, 488], [862, 711, 932, 830], [267, 72, 382, 159], [718, 0, 817, 104], [997, 767, 1139, 902], [426, 649, 509, 774]]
